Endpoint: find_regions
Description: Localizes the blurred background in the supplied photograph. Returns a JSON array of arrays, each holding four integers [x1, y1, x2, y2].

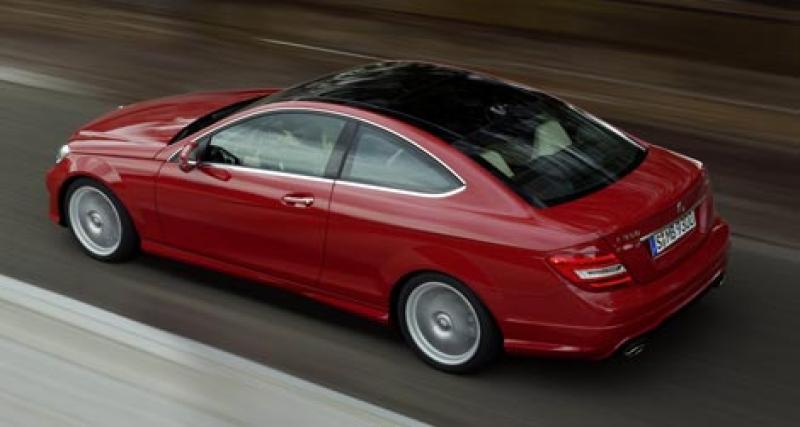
[[0, 0, 798, 426]]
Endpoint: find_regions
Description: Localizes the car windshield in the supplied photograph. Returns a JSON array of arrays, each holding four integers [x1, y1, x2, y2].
[[170, 96, 262, 144]]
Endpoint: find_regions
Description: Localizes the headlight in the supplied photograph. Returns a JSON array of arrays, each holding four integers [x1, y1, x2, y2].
[[55, 144, 70, 164]]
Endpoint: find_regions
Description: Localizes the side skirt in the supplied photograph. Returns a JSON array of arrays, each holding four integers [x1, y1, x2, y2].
[[140, 239, 390, 325]]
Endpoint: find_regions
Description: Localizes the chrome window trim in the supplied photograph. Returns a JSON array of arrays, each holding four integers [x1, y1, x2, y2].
[[567, 103, 645, 151], [200, 164, 465, 198], [202, 163, 335, 184], [167, 147, 182, 162], [167, 106, 467, 198], [335, 180, 466, 198]]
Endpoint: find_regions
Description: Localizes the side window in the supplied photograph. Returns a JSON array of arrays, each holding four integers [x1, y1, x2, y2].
[[340, 125, 462, 194], [204, 113, 346, 177]]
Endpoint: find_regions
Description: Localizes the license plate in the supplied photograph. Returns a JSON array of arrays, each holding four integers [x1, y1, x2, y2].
[[648, 210, 696, 256]]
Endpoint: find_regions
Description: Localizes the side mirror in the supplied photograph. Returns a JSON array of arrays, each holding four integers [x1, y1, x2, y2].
[[178, 142, 198, 172]]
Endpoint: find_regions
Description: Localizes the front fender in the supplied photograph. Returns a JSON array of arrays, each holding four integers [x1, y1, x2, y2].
[[46, 155, 120, 225], [46, 153, 161, 240]]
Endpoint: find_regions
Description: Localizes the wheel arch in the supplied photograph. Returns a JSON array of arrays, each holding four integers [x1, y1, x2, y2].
[[59, 173, 141, 262], [388, 269, 435, 328], [58, 173, 115, 225], [56, 154, 127, 225], [58, 174, 89, 225]]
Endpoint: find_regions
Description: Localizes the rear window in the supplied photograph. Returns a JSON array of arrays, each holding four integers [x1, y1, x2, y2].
[[395, 77, 646, 206]]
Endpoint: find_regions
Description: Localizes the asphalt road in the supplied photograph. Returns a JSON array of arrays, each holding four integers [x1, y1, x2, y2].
[[1, 2, 799, 426]]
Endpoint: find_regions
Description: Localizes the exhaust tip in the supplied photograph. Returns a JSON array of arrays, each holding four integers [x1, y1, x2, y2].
[[712, 271, 726, 288], [620, 339, 647, 359]]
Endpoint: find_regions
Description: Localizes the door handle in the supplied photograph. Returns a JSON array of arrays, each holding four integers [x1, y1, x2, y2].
[[281, 194, 314, 207]]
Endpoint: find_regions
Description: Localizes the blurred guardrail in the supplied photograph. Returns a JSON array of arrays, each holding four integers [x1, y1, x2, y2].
[[326, 0, 799, 76]]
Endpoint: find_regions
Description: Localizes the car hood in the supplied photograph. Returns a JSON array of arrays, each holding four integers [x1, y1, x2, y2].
[[68, 88, 277, 158]]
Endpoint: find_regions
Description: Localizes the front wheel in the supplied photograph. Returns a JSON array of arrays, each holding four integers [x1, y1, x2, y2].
[[398, 273, 501, 373], [65, 178, 138, 262]]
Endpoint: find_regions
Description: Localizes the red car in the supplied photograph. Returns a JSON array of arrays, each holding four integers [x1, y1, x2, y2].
[[46, 62, 729, 372]]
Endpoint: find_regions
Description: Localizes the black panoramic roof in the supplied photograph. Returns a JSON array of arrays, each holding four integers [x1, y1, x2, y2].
[[262, 61, 548, 142], [261, 62, 646, 209]]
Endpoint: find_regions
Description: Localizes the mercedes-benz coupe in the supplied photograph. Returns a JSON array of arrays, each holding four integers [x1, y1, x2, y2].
[[46, 62, 729, 372]]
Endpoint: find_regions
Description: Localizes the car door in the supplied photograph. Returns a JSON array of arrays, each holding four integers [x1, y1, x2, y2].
[[156, 111, 351, 287]]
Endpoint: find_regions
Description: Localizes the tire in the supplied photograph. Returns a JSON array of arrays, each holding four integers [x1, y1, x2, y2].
[[398, 273, 502, 373], [64, 178, 139, 262]]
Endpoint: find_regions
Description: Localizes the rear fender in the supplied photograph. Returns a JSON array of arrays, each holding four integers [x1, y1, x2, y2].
[[382, 244, 503, 316]]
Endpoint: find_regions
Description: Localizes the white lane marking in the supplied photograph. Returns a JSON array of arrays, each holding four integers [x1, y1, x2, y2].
[[0, 65, 102, 95], [731, 235, 800, 264], [253, 37, 796, 116], [0, 274, 428, 427], [256, 37, 383, 60], [508, 61, 799, 116]]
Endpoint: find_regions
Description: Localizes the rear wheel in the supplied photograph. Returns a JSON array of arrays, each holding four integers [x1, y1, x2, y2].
[[398, 273, 501, 373], [65, 178, 138, 262]]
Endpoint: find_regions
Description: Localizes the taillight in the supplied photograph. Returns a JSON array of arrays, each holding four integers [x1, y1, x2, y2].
[[547, 252, 632, 291]]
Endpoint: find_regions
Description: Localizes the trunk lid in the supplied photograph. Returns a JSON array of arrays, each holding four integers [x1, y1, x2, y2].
[[540, 146, 714, 283]]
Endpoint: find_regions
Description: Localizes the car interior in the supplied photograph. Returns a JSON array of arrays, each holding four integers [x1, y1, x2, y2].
[[205, 114, 343, 177]]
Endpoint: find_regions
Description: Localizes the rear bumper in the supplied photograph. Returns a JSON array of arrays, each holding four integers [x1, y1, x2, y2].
[[502, 218, 730, 359]]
